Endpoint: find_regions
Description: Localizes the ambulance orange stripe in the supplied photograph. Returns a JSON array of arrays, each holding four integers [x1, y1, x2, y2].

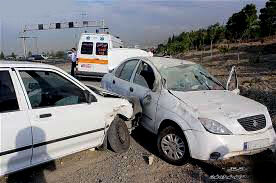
[[78, 58, 108, 64]]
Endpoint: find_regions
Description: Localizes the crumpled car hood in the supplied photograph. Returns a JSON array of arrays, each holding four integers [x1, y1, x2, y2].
[[170, 90, 267, 119], [86, 84, 122, 98]]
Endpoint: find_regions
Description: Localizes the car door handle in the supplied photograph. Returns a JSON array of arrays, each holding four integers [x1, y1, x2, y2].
[[40, 113, 52, 119], [113, 80, 115, 84], [130, 87, 134, 92]]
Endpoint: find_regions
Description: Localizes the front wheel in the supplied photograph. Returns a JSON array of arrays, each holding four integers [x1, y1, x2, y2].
[[107, 117, 130, 153], [157, 126, 190, 165]]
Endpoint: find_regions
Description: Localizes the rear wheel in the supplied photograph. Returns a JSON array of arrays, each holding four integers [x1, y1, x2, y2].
[[107, 117, 130, 153], [157, 126, 189, 165]]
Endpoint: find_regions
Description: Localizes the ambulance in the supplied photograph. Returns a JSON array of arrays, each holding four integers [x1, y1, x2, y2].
[[76, 33, 153, 78]]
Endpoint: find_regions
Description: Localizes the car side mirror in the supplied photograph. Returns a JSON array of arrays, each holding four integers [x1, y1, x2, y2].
[[84, 90, 97, 104]]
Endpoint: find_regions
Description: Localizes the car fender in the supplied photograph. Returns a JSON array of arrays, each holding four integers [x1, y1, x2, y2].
[[155, 105, 195, 134], [101, 97, 140, 135], [155, 91, 205, 134]]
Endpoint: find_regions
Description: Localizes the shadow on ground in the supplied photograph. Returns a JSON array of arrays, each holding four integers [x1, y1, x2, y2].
[[244, 150, 276, 183], [131, 127, 241, 183], [4, 161, 56, 183]]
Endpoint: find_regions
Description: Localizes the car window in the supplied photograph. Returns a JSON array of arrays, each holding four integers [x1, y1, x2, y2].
[[19, 70, 87, 108], [115, 63, 125, 78], [0, 71, 19, 113], [96, 43, 108, 55], [134, 62, 155, 90], [81, 42, 93, 55], [133, 74, 149, 88], [118, 60, 139, 81]]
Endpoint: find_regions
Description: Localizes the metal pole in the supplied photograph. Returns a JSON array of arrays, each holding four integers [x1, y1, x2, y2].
[[22, 26, 27, 58], [35, 37, 38, 54], [23, 37, 26, 58], [32, 37, 35, 55], [102, 20, 105, 33]]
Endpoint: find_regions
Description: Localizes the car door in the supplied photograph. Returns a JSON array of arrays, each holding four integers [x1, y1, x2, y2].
[[0, 69, 32, 175], [111, 59, 140, 96], [16, 68, 105, 165], [129, 61, 161, 133]]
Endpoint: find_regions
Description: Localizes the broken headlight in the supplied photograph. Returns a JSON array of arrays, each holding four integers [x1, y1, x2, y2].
[[199, 118, 232, 135]]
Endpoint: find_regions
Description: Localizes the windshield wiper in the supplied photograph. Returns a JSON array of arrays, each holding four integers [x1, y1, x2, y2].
[[199, 71, 225, 89], [194, 74, 211, 90]]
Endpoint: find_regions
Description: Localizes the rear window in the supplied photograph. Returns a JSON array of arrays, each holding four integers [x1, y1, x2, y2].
[[81, 42, 93, 55], [96, 43, 108, 55]]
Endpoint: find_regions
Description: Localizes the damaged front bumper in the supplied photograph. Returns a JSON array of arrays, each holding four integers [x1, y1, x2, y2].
[[185, 128, 276, 161], [118, 97, 142, 133], [86, 84, 142, 131]]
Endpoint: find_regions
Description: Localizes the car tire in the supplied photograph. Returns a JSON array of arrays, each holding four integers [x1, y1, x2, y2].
[[157, 126, 189, 165], [107, 117, 130, 153]]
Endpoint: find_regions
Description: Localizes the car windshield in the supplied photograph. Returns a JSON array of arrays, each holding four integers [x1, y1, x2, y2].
[[160, 64, 224, 92]]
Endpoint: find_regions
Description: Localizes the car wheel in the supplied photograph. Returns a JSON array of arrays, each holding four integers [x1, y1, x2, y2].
[[157, 126, 189, 165], [107, 117, 130, 153]]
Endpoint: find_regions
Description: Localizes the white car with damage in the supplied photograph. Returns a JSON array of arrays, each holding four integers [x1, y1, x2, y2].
[[101, 57, 276, 165], [0, 61, 140, 176]]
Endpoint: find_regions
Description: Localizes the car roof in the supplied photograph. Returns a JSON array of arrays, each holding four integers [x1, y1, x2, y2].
[[0, 61, 57, 69], [130, 56, 196, 70]]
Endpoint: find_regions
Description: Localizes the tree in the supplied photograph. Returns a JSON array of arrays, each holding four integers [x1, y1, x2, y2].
[[172, 34, 175, 42], [226, 4, 259, 40], [226, 4, 259, 61], [55, 51, 65, 59], [167, 37, 172, 44], [28, 51, 32, 57], [156, 44, 166, 55], [11, 52, 16, 58], [226, 12, 246, 40], [0, 51, 4, 59], [242, 4, 260, 39], [259, 0, 276, 36], [50, 51, 55, 57], [207, 23, 220, 57]]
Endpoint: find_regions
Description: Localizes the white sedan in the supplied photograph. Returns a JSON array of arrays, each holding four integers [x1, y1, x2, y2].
[[102, 56, 276, 165], [0, 61, 138, 176]]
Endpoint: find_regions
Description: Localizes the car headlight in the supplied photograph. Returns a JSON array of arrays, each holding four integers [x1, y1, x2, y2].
[[199, 118, 232, 135]]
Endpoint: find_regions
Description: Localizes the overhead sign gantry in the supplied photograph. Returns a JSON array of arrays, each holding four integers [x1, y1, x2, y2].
[[19, 20, 108, 58]]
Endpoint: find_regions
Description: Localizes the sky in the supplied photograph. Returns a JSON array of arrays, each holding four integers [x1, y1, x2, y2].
[[0, 0, 267, 55]]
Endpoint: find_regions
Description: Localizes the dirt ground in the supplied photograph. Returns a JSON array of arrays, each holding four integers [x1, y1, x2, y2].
[[1, 41, 276, 183]]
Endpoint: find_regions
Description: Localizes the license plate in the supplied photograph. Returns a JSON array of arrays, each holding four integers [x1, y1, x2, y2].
[[243, 139, 269, 151], [81, 64, 91, 68]]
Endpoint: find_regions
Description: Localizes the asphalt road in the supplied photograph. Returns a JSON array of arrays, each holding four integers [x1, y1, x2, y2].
[[79, 78, 102, 88]]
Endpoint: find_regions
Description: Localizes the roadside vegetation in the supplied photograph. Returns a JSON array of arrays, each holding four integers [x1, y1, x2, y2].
[[156, 0, 276, 56]]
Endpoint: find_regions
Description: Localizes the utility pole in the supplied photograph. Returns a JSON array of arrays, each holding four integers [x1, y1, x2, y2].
[[32, 37, 38, 54], [18, 34, 28, 59]]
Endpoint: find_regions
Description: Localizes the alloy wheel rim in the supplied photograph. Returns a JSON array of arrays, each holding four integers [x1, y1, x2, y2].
[[161, 133, 185, 160]]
